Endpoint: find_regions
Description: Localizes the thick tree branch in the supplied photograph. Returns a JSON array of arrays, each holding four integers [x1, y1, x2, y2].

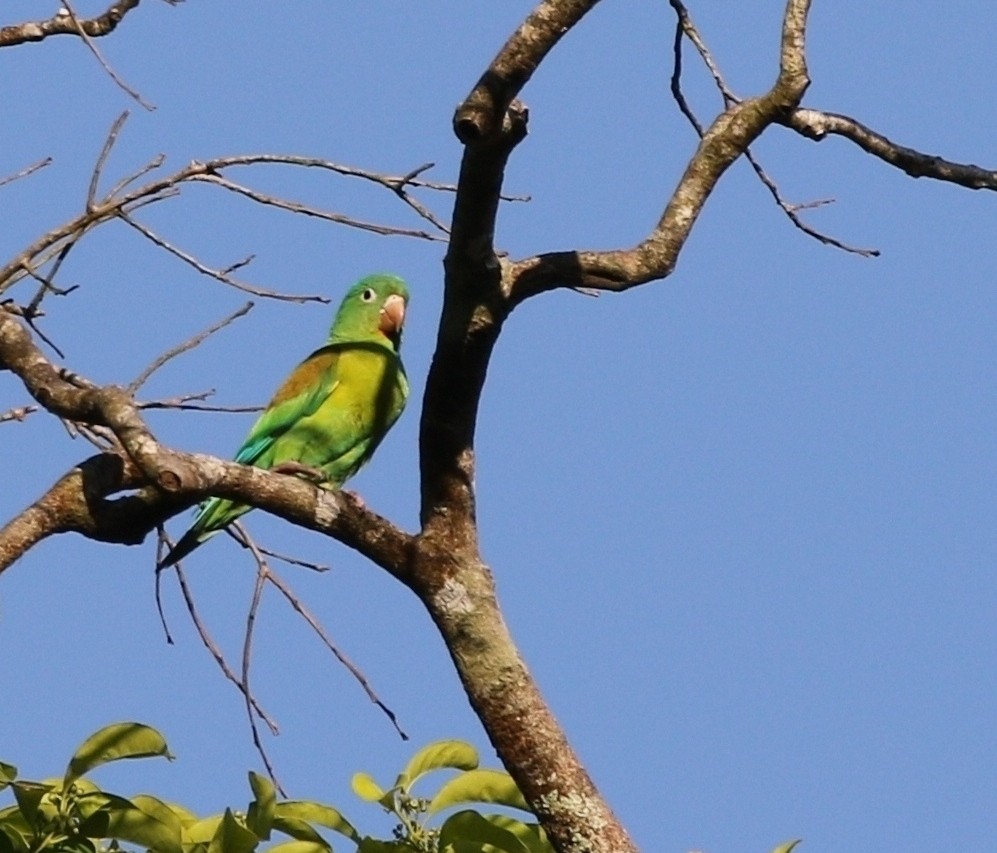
[[454, 0, 603, 142], [508, 0, 813, 304], [415, 3, 676, 853], [411, 5, 818, 853], [785, 107, 997, 190], [0, 1, 170, 49], [0, 309, 413, 577]]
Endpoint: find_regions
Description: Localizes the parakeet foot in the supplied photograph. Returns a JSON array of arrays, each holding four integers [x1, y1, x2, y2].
[[271, 461, 326, 483]]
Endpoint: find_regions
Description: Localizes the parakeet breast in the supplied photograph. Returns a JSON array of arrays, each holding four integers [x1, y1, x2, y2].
[[279, 341, 407, 485]]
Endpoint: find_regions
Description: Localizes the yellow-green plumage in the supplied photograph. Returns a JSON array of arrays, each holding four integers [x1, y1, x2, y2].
[[160, 274, 409, 567]]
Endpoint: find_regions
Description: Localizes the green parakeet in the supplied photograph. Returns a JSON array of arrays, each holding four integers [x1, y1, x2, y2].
[[160, 273, 410, 567]]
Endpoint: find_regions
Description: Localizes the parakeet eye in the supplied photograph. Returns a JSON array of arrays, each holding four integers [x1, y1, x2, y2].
[[361, 288, 376, 302]]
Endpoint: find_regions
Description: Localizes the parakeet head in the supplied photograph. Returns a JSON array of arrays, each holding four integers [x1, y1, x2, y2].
[[329, 274, 410, 350]]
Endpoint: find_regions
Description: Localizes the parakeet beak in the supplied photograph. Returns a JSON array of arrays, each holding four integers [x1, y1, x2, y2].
[[379, 294, 406, 337]]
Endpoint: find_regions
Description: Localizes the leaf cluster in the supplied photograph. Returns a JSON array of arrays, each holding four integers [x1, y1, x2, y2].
[[0, 725, 553, 853]]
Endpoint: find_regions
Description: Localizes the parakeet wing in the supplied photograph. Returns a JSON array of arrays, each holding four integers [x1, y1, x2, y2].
[[233, 344, 341, 466]]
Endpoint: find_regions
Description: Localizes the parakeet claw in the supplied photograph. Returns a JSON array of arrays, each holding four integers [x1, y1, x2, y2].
[[271, 461, 326, 482]]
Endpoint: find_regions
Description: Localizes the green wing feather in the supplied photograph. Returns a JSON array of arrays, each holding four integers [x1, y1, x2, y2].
[[235, 345, 341, 467]]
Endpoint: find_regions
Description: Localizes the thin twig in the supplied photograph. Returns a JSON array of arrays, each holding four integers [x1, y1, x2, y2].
[[191, 173, 448, 242], [89, 111, 130, 209], [667, 0, 875, 257], [669, 8, 704, 136], [668, 0, 739, 106], [129, 301, 255, 393], [138, 394, 264, 413], [23, 315, 66, 359], [0, 405, 38, 424], [118, 212, 329, 303], [61, 0, 154, 110], [387, 162, 451, 235], [201, 152, 528, 200], [266, 567, 409, 741], [235, 525, 287, 795], [156, 534, 281, 735], [0, 157, 53, 190], [154, 528, 176, 645], [744, 150, 879, 256], [257, 546, 330, 573], [105, 153, 167, 200], [21, 262, 80, 321]]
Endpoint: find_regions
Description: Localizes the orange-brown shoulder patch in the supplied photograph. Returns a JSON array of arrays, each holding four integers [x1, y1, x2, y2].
[[268, 346, 339, 407]]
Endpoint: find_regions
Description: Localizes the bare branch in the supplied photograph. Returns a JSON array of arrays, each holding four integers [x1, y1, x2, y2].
[[743, 149, 879, 257], [105, 153, 166, 199], [129, 302, 255, 393], [785, 107, 997, 190], [89, 111, 131, 208], [138, 393, 263, 414], [667, 1, 872, 257], [191, 173, 447, 242], [157, 550, 280, 735], [118, 213, 326, 303], [255, 546, 329, 573], [265, 567, 408, 740], [60, 1, 154, 109], [668, 0, 738, 107], [0, 0, 165, 49], [0, 157, 53, 189], [0, 405, 38, 424], [508, 0, 814, 303], [0, 150, 459, 302], [237, 533, 286, 795], [669, 10, 705, 136]]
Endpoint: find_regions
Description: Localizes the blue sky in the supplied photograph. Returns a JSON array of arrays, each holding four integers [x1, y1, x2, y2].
[[2, 2, 996, 852]]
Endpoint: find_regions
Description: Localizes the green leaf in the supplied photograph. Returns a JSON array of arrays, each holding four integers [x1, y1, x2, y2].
[[101, 802, 184, 853], [64, 723, 172, 787], [184, 816, 225, 845], [439, 810, 530, 853], [0, 763, 16, 792], [0, 824, 26, 853], [10, 781, 53, 825], [265, 843, 331, 853], [133, 796, 198, 829], [427, 770, 529, 815], [206, 809, 257, 853], [0, 804, 31, 838], [246, 772, 276, 840], [78, 808, 111, 840], [771, 840, 802, 853], [74, 791, 136, 821], [395, 742, 478, 795], [350, 773, 386, 804], [270, 817, 328, 848], [274, 803, 357, 842], [469, 816, 551, 853]]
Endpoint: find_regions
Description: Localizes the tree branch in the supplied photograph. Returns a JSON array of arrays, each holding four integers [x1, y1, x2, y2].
[[785, 107, 997, 190], [508, 0, 813, 304], [0, 309, 414, 577], [0, 1, 178, 49], [410, 4, 818, 853]]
